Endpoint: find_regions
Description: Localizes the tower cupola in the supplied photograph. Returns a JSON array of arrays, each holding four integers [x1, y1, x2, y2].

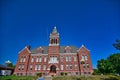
[[49, 26, 59, 46]]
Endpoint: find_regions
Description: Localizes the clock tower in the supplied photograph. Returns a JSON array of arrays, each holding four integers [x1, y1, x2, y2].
[[48, 26, 60, 53]]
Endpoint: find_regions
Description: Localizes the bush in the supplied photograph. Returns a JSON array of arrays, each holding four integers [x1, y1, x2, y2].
[[60, 72, 64, 76], [65, 72, 68, 76], [36, 72, 42, 77]]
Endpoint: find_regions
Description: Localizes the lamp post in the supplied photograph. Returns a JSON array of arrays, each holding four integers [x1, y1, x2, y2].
[[80, 59, 86, 80]]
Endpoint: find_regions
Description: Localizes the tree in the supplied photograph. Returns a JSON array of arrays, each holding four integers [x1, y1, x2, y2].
[[107, 53, 120, 74], [5, 60, 15, 68], [113, 39, 120, 50], [97, 59, 112, 74], [97, 53, 120, 74]]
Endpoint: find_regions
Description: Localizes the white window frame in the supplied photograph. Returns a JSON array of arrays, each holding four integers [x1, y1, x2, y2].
[[61, 65, 64, 70], [44, 56, 47, 62], [75, 64, 78, 70], [74, 56, 77, 61], [43, 65, 46, 70], [31, 57, 34, 62], [66, 56, 68, 62]]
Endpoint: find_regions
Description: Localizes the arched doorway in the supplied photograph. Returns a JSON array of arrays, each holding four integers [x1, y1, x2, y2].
[[50, 65, 56, 73]]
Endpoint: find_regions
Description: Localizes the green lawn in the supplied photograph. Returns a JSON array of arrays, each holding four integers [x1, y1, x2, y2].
[[0, 75, 38, 80], [53, 75, 120, 80], [0, 75, 120, 80]]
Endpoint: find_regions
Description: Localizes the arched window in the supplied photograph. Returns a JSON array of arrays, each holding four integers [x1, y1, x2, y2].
[[56, 39, 57, 44], [51, 39, 53, 44]]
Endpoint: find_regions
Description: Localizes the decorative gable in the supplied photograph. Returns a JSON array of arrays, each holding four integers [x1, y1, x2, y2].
[[65, 46, 71, 53]]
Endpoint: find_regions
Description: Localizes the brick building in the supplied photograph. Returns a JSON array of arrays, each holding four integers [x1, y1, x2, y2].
[[14, 27, 93, 76]]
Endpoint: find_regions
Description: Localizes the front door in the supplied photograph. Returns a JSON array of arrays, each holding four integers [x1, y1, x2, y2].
[[50, 65, 56, 73]]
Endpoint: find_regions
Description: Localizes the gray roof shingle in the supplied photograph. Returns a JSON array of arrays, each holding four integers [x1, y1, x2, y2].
[[30, 46, 78, 54]]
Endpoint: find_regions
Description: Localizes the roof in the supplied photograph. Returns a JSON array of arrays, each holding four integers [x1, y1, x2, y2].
[[0, 64, 14, 70], [30, 46, 78, 54]]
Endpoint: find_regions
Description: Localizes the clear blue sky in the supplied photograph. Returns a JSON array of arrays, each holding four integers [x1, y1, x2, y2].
[[0, 0, 120, 68]]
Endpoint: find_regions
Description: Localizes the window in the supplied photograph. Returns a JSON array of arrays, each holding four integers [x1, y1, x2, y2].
[[35, 65, 37, 70], [18, 65, 21, 70], [31, 57, 34, 62], [39, 57, 42, 62], [66, 65, 69, 70], [60, 56, 63, 62], [75, 64, 78, 70], [38, 65, 41, 70], [85, 55, 88, 60], [84, 72, 87, 74], [40, 50, 43, 53], [35, 64, 41, 70], [82, 55, 84, 60], [83, 64, 86, 68], [44, 56, 47, 62], [49, 56, 58, 63], [66, 50, 70, 53], [23, 56, 26, 62], [76, 72, 78, 75], [74, 56, 77, 61], [30, 64, 32, 70], [21, 64, 24, 70], [20, 57, 23, 62], [87, 63, 89, 68], [69, 56, 72, 61], [66, 56, 68, 62], [43, 65, 46, 70], [70, 64, 72, 70], [88, 72, 91, 74], [61, 65, 64, 70], [36, 56, 39, 62]]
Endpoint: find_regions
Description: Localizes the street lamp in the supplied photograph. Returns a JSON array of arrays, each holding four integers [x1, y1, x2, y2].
[[80, 59, 86, 80]]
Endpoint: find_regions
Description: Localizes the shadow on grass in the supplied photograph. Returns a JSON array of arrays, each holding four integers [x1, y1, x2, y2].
[[101, 77, 119, 80]]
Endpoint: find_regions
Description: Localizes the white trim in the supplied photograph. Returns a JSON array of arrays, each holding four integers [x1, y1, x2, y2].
[[49, 44, 59, 46], [78, 45, 90, 52], [18, 46, 31, 54]]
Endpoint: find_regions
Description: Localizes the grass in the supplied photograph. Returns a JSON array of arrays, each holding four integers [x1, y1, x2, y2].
[[52, 75, 120, 80], [0, 75, 38, 80], [0, 75, 120, 80]]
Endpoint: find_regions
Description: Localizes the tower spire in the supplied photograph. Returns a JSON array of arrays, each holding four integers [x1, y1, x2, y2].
[[49, 26, 60, 46], [52, 26, 58, 34]]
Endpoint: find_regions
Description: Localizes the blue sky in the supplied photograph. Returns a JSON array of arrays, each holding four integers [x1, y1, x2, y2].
[[0, 0, 120, 68]]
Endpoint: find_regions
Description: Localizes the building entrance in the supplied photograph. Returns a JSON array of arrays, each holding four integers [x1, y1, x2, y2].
[[50, 65, 56, 73]]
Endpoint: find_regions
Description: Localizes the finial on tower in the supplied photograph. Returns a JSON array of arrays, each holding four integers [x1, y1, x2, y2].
[[54, 26, 56, 29], [52, 26, 58, 34]]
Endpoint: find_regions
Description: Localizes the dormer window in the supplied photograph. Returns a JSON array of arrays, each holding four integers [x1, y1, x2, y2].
[[65, 46, 71, 53], [37, 47, 44, 54]]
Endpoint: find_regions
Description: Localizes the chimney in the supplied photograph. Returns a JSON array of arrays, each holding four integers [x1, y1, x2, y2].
[[26, 45, 31, 50]]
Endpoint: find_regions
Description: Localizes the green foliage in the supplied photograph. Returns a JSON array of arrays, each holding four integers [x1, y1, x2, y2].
[[6, 62, 15, 68], [93, 69, 99, 75], [60, 72, 64, 76], [64, 72, 68, 76], [0, 75, 38, 80], [97, 53, 120, 74], [113, 39, 120, 50], [6, 63, 13, 67], [0, 75, 120, 80], [36, 72, 42, 77], [107, 53, 120, 74], [52, 75, 120, 80]]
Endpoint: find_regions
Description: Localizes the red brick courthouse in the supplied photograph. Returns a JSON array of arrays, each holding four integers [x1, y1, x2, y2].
[[14, 27, 93, 76]]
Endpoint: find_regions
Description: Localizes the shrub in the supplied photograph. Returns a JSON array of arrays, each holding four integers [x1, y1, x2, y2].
[[36, 72, 42, 77], [65, 72, 68, 76], [61, 72, 64, 76]]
